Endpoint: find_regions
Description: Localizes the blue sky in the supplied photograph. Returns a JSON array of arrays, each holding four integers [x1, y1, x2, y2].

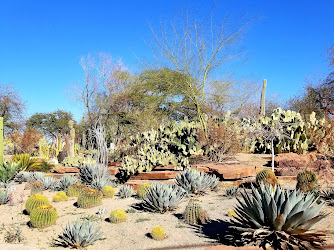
[[0, 0, 333, 121]]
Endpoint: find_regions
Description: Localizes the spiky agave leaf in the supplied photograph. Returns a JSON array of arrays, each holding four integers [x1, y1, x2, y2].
[[228, 183, 328, 249]]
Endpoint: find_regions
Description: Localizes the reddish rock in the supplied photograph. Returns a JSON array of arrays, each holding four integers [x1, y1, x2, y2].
[[48, 173, 78, 179], [194, 166, 211, 172], [125, 179, 175, 190], [274, 153, 312, 169], [129, 171, 179, 180], [153, 165, 176, 170], [108, 167, 119, 175], [108, 161, 121, 167], [52, 167, 79, 174]]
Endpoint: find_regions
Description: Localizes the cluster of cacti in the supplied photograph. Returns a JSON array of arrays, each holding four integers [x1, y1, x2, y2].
[[118, 185, 133, 198], [62, 154, 96, 167], [53, 191, 69, 202], [229, 183, 327, 249], [30, 204, 58, 228], [41, 176, 59, 191], [53, 219, 103, 248], [31, 181, 44, 195], [67, 183, 86, 197], [183, 199, 209, 225], [59, 175, 78, 191], [150, 226, 167, 241], [109, 209, 127, 223], [79, 163, 111, 190], [77, 188, 103, 208], [296, 170, 318, 192], [137, 183, 150, 199], [142, 183, 185, 213], [38, 137, 50, 161], [255, 169, 279, 187], [224, 186, 239, 196], [101, 186, 115, 198], [175, 168, 219, 195], [25, 194, 50, 214]]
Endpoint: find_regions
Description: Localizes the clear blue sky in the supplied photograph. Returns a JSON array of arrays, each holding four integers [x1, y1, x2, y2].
[[0, 0, 333, 121]]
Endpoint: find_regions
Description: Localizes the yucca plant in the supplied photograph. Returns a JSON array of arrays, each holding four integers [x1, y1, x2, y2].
[[228, 183, 327, 249], [118, 185, 133, 198], [142, 183, 185, 213], [12, 154, 42, 171], [53, 219, 103, 248], [175, 168, 219, 195]]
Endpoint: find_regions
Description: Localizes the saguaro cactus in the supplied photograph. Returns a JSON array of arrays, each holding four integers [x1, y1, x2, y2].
[[0, 117, 3, 164], [69, 120, 75, 158], [260, 79, 267, 117]]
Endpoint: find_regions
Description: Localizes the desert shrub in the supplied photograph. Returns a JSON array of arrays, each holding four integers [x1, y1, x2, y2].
[[228, 183, 327, 249], [296, 170, 318, 192], [4, 225, 24, 243], [308, 118, 334, 156], [8, 129, 42, 155]]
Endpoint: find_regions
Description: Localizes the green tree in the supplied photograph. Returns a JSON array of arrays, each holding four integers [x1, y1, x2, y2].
[[26, 110, 75, 139]]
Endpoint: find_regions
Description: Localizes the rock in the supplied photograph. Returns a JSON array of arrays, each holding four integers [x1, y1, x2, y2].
[[274, 153, 312, 169], [153, 165, 176, 170], [108, 167, 119, 175], [51, 167, 79, 174], [129, 171, 180, 180], [108, 161, 121, 167]]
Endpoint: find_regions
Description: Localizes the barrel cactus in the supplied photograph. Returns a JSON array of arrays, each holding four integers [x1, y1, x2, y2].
[[77, 188, 103, 208], [101, 186, 115, 198], [53, 195, 62, 202], [67, 183, 86, 197], [118, 185, 133, 198], [296, 170, 318, 192], [137, 183, 150, 199], [59, 175, 78, 191], [25, 194, 50, 214], [228, 183, 327, 249], [30, 204, 58, 228], [151, 226, 167, 241], [56, 191, 69, 201], [31, 181, 44, 195], [256, 169, 279, 187], [183, 199, 209, 225], [109, 209, 127, 223]]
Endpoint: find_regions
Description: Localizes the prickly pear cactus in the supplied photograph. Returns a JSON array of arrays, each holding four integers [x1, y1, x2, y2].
[[77, 188, 103, 209], [183, 199, 209, 225], [109, 209, 127, 223], [101, 186, 115, 198], [67, 183, 86, 197], [296, 170, 318, 192], [30, 204, 58, 228], [25, 194, 50, 214], [151, 226, 167, 241], [256, 169, 279, 187]]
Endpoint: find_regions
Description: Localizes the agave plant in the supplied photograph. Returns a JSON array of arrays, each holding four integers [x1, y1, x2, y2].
[[142, 183, 186, 213], [41, 176, 59, 191], [14, 171, 32, 183], [228, 183, 328, 249], [53, 219, 103, 248], [118, 185, 133, 198], [225, 186, 239, 197], [175, 168, 219, 195], [0, 189, 9, 204], [30, 172, 46, 182], [0, 162, 20, 187], [79, 164, 111, 190], [59, 175, 78, 191]]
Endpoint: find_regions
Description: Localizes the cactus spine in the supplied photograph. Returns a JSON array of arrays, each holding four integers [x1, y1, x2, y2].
[[77, 188, 102, 208], [151, 226, 167, 241], [109, 209, 127, 223], [183, 199, 209, 225], [25, 194, 50, 214], [30, 204, 58, 228]]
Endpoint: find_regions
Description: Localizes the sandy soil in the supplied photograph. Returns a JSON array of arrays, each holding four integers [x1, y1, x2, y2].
[[0, 182, 333, 250]]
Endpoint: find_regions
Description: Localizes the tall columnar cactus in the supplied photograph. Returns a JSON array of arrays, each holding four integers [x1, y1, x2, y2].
[[69, 120, 75, 158], [260, 79, 267, 117], [25, 194, 50, 214], [56, 133, 63, 156], [256, 169, 279, 187], [30, 204, 58, 228], [183, 199, 209, 225], [0, 117, 3, 165], [77, 188, 103, 208], [109, 209, 127, 223], [296, 170, 318, 192], [67, 183, 86, 197]]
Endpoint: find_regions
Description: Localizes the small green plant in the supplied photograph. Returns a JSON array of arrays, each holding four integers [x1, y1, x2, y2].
[[77, 188, 103, 209], [0, 161, 20, 187], [67, 183, 86, 197], [135, 218, 151, 223], [137, 183, 150, 199], [80, 214, 102, 222], [109, 209, 127, 223], [151, 226, 167, 241], [0, 189, 9, 204], [183, 199, 209, 225], [12, 154, 42, 171], [101, 186, 115, 198], [53, 219, 103, 248], [118, 185, 133, 198], [256, 169, 279, 187], [25, 194, 50, 214], [224, 186, 239, 196], [296, 170, 318, 192], [30, 204, 58, 228]]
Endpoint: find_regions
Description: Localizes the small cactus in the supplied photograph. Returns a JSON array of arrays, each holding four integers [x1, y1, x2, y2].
[[67, 183, 86, 197], [296, 170, 318, 192], [256, 169, 279, 187], [53, 195, 62, 202], [109, 209, 127, 223], [101, 186, 115, 198], [183, 199, 209, 225], [30, 204, 58, 228], [31, 181, 44, 195], [25, 194, 50, 214], [151, 226, 167, 241], [77, 188, 103, 209], [118, 185, 133, 198], [55, 191, 69, 201], [137, 184, 150, 199]]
